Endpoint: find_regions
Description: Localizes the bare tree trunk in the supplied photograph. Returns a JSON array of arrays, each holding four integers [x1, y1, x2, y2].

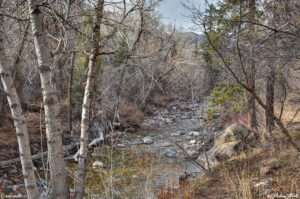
[[56, 56, 65, 98], [247, 0, 258, 130], [28, 1, 69, 198], [12, 22, 29, 95], [74, 1, 104, 198], [266, 69, 275, 134], [0, 1, 40, 197], [247, 60, 257, 129], [68, 52, 75, 134], [0, 89, 4, 126]]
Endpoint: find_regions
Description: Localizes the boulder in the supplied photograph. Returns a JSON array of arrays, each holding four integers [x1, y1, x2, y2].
[[198, 123, 258, 164], [214, 123, 250, 145]]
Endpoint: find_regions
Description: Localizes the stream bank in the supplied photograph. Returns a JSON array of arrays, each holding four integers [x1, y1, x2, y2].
[[0, 100, 224, 199], [74, 100, 223, 198]]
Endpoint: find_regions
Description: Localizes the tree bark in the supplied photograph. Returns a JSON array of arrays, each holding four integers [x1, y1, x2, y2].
[[247, 0, 258, 130], [68, 52, 75, 134], [0, 89, 4, 126], [266, 69, 275, 134], [247, 60, 257, 129], [74, 1, 104, 198], [27, 1, 69, 198], [12, 22, 29, 95], [0, 1, 40, 197]]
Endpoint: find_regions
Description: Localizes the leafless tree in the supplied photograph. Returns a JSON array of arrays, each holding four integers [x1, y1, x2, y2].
[[0, 1, 40, 198], [28, 0, 69, 198]]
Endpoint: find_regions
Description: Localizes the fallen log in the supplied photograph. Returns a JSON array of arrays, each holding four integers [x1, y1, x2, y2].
[[0, 144, 78, 168], [1, 131, 106, 167], [72, 132, 104, 161]]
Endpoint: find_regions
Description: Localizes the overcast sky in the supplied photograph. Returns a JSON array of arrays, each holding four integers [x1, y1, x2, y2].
[[157, 0, 202, 30]]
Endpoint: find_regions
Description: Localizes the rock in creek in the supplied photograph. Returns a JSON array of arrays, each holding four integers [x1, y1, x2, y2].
[[143, 136, 154, 144], [172, 132, 181, 136], [189, 131, 200, 137], [187, 150, 199, 159], [155, 135, 164, 140], [172, 131, 185, 136], [163, 149, 177, 158], [189, 140, 197, 144], [92, 161, 107, 168], [163, 118, 172, 123], [91, 152, 101, 158], [123, 140, 137, 146], [162, 142, 173, 147]]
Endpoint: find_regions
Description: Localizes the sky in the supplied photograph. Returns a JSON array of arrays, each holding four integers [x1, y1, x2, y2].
[[157, 0, 202, 30]]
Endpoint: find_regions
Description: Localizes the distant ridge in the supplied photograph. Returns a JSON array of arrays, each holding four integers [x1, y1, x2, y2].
[[177, 31, 205, 44]]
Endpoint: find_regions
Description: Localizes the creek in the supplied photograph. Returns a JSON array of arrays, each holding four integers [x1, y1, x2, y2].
[[75, 101, 222, 199]]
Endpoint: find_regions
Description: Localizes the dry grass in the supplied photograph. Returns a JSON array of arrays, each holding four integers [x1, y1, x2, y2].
[[156, 125, 300, 199], [185, 128, 300, 199], [274, 102, 300, 124], [157, 178, 194, 199], [225, 169, 254, 199]]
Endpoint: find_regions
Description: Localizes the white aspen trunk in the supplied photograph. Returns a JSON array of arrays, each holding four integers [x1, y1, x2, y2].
[[74, 1, 104, 198], [0, 2, 40, 197], [27, 1, 69, 198]]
